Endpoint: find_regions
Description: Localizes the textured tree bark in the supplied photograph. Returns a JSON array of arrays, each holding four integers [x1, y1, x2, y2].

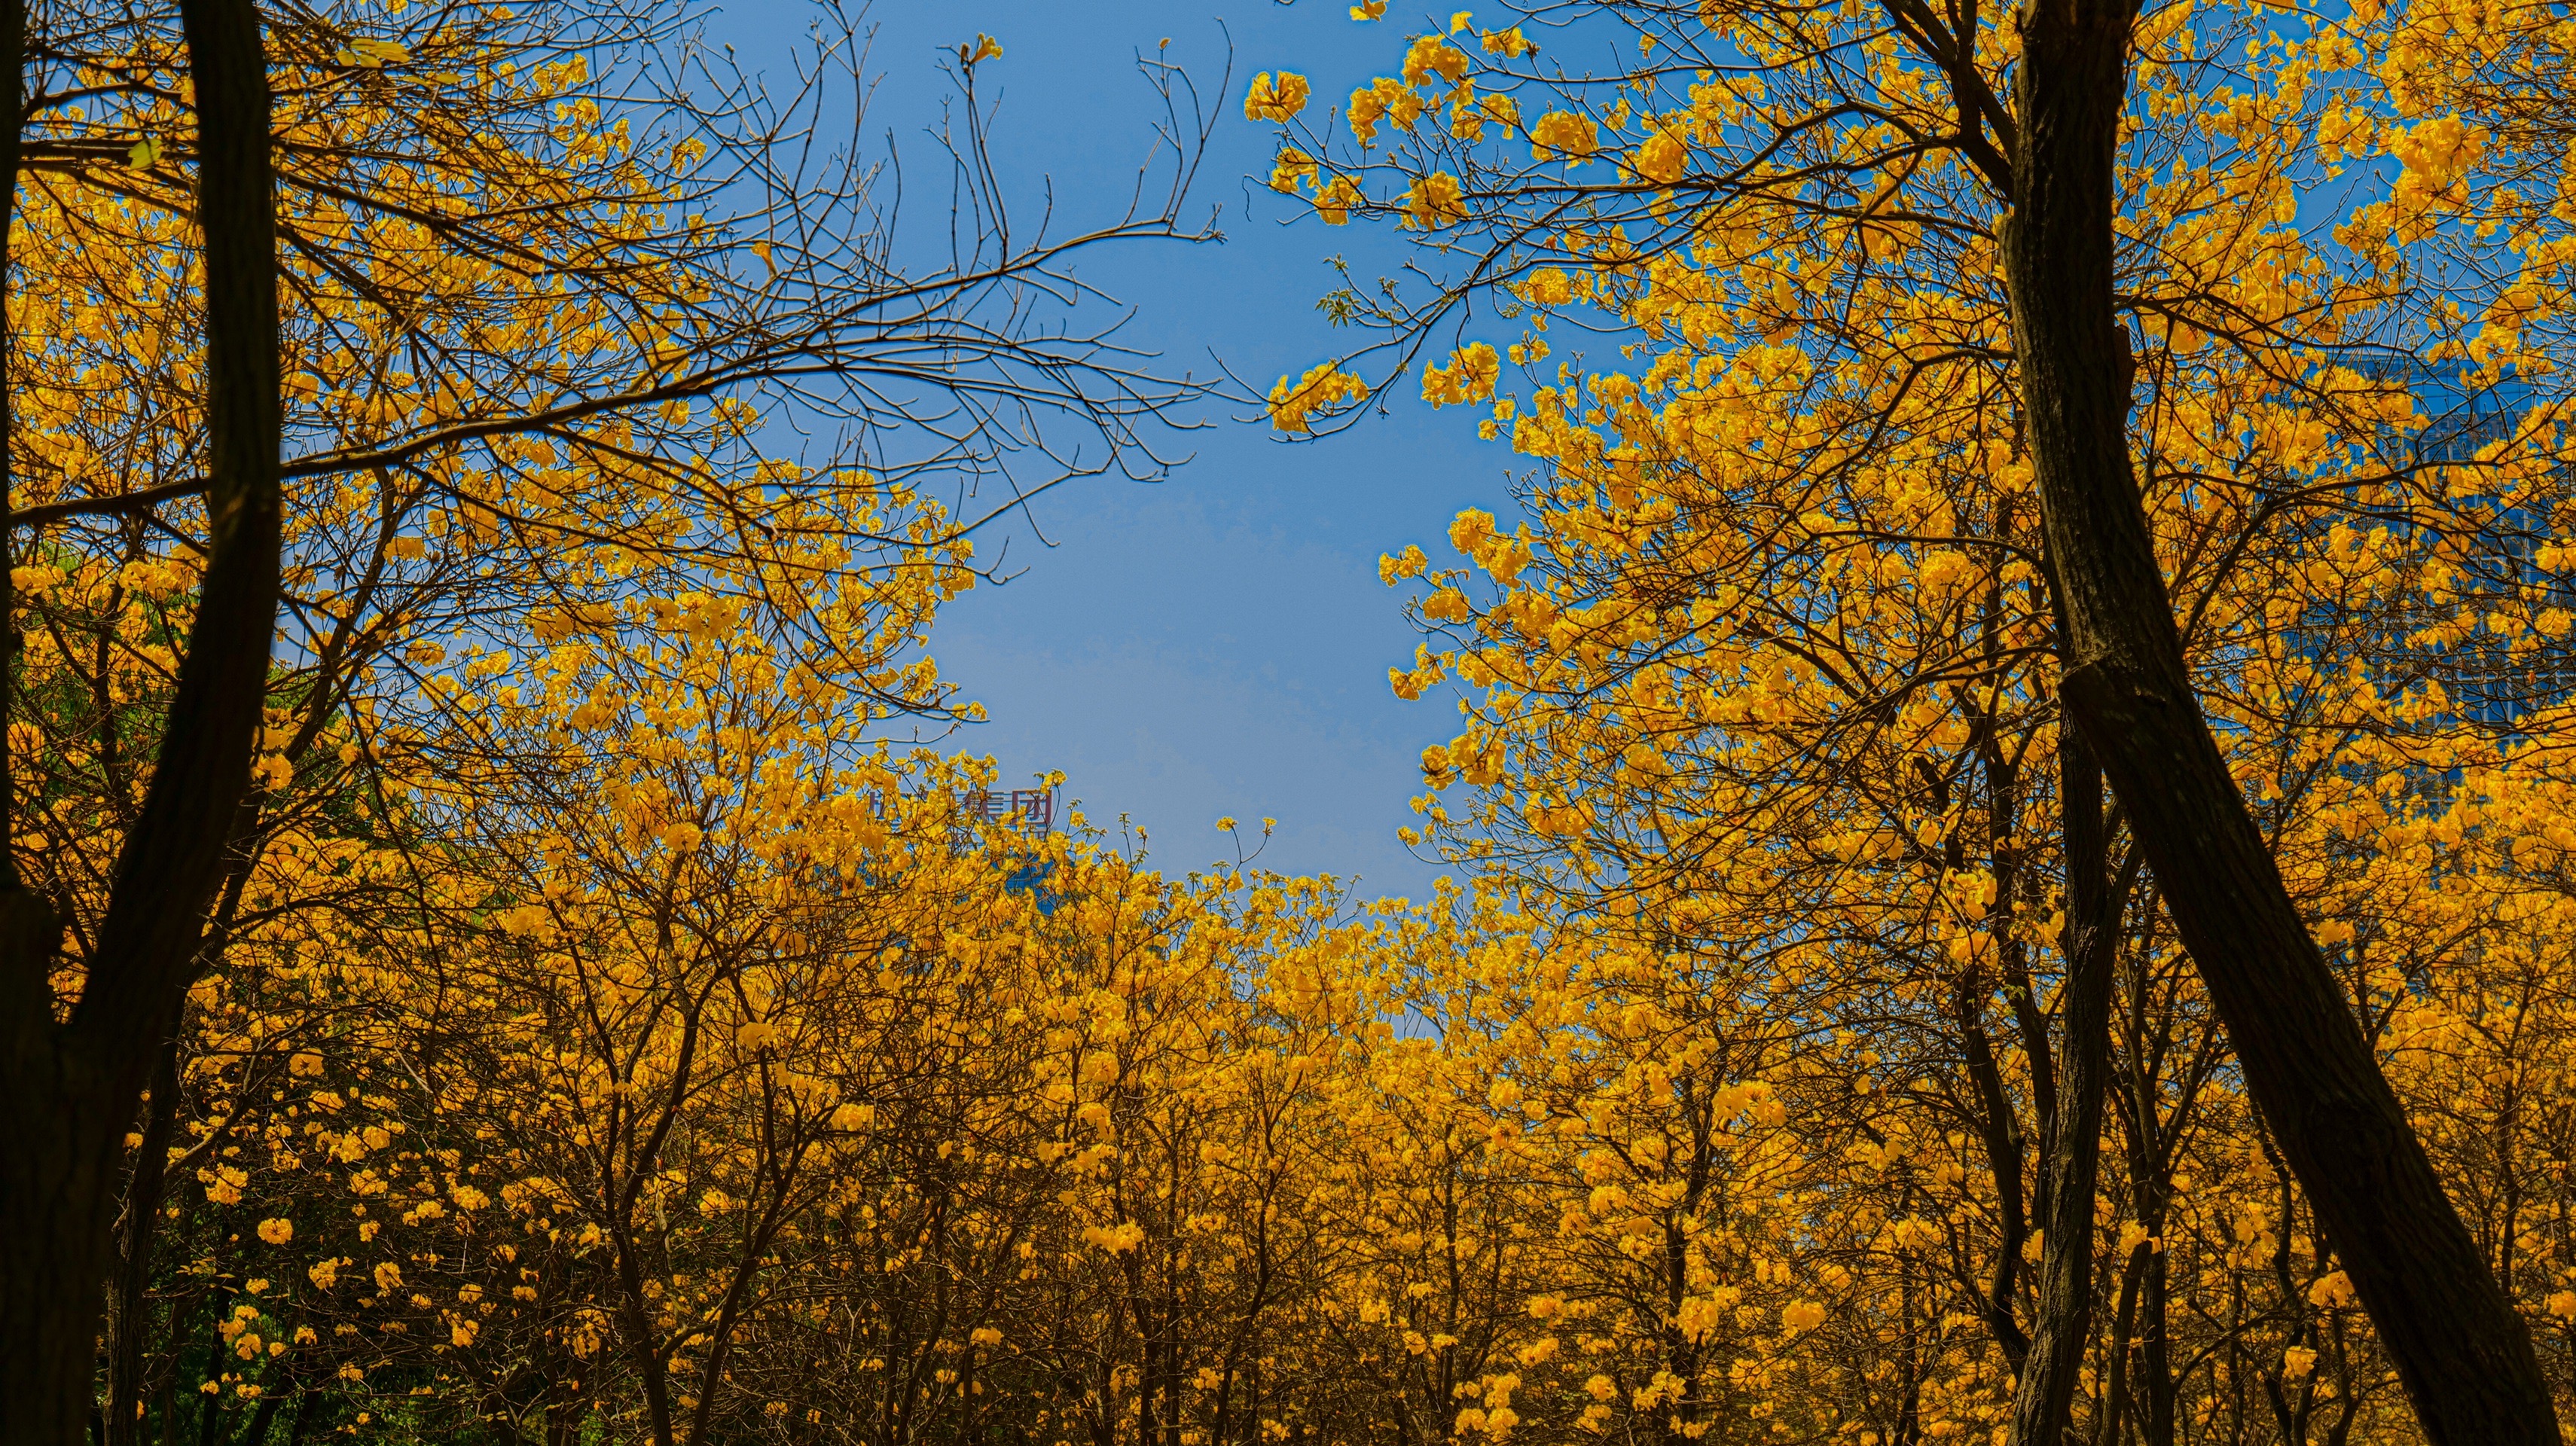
[[0, 0, 280, 1432], [2007, 739, 2115, 1446], [1998, 0, 2556, 1436]]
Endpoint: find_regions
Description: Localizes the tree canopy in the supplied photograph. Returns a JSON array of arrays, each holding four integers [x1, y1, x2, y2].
[[9, 0, 2576, 1442]]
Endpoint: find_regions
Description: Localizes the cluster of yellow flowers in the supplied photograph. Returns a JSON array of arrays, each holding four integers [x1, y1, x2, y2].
[[1232, 0, 2576, 1436], [52, 0, 2576, 1436]]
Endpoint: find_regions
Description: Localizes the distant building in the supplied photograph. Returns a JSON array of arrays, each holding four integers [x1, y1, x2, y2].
[[2294, 348, 2574, 725]]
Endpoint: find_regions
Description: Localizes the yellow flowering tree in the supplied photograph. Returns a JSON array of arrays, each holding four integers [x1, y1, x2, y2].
[[0, 0, 1225, 1435], [1250, 0, 2576, 1437]]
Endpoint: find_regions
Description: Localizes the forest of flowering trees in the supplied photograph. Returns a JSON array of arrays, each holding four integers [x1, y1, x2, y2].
[[8, 0, 2576, 1441]]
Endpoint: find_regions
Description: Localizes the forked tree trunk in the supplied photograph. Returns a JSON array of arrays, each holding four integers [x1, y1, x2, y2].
[[0, 0, 281, 1432], [1998, 0, 2556, 1437]]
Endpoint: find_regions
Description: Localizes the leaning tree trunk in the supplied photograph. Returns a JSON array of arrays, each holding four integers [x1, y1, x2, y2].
[[1997, 0, 2556, 1437], [0, 0, 281, 1433]]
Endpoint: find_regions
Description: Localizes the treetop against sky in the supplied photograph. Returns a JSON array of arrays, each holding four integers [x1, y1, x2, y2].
[[12, 0, 2576, 1442]]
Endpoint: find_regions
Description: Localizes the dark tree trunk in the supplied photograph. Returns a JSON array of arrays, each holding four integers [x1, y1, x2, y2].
[[0, 0, 281, 1432], [2137, 1219, 2173, 1446], [104, 1038, 187, 1446], [1998, 0, 2556, 1437], [1958, 976, 2030, 1365], [0, 898, 114, 1444], [2008, 737, 2117, 1444]]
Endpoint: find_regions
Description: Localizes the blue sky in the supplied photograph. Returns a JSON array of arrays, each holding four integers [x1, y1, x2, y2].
[[719, 1, 1518, 900]]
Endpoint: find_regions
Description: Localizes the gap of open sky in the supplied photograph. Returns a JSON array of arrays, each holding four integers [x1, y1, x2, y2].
[[719, 0, 1525, 900]]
